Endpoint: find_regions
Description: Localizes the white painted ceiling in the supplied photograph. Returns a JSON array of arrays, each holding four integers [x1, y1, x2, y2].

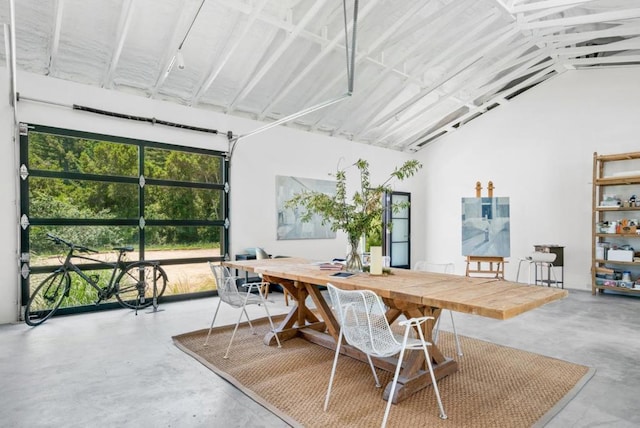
[[1, 0, 639, 151]]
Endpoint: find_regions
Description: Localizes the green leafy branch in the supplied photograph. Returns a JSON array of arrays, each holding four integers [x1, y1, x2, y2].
[[285, 159, 422, 241]]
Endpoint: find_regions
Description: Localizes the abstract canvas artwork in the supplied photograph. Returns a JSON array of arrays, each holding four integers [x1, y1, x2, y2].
[[461, 197, 510, 257], [276, 175, 337, 240]]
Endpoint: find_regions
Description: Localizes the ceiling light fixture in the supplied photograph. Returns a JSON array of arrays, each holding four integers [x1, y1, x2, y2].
[[164, 0, 205, 78], [176, 50, 185, 70]]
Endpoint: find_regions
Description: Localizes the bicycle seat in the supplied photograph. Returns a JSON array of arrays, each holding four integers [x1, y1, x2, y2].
[[113, 246, 134, 252]]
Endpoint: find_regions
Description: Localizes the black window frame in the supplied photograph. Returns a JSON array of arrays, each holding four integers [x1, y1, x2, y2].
[[19, 123, 230, 313]]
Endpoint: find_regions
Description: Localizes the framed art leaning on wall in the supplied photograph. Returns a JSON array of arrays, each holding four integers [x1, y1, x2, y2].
[[276, 175, 336, 240]]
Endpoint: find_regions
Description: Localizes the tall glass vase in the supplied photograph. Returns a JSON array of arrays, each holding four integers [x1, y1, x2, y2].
[[345, 235, 363, 272]]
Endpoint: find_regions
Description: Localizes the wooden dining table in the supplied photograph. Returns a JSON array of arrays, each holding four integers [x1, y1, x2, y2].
[[223, 257, 567, 404]]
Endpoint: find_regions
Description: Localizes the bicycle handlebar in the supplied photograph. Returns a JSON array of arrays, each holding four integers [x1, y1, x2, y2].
[[46, 233, 98, 254]]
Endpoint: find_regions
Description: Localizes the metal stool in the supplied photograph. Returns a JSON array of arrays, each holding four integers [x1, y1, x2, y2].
[[516, 252, 558, 286]]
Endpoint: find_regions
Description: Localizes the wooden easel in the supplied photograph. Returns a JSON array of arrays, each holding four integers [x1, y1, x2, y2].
[[466, 181, 505, 280], [465, 255, 505, 279]]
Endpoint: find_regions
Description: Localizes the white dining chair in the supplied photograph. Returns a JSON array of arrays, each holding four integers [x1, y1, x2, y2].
[[413, 261, 463, 357], [204, 262, 281, 358], [324, 283, 447, 427]]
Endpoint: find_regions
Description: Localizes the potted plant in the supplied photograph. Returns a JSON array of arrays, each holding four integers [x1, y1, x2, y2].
[[286, 159, 422, 271]]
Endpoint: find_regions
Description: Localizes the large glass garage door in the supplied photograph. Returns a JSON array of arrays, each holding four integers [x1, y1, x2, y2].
[[19, 123, 229, 316]]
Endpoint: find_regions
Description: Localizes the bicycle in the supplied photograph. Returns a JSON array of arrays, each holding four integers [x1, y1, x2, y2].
[[24, 233, 168, 326]]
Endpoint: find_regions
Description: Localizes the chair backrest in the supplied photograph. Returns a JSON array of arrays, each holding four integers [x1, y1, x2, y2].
[[327, 283, 400, 358], [255, 247, 270, 260], [414, 261, 455, 274], [208, 262, 247, 308]]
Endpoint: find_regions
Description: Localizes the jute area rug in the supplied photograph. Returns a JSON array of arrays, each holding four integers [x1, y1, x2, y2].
[[173, 316, 594, 428]]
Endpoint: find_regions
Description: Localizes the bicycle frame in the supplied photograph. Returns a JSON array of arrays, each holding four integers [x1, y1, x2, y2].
[[55, 247, 130, 302]]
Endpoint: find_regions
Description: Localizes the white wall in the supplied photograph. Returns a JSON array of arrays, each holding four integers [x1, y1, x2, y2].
[[417, 67, 640, 289], [0, 71, 418, 324]]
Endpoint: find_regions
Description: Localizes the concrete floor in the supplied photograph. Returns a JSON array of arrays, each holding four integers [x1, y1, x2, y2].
[[1, 288, 639, 427]]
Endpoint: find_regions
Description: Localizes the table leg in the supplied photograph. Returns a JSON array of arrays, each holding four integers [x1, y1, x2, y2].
[[262, 277, 325, 346]]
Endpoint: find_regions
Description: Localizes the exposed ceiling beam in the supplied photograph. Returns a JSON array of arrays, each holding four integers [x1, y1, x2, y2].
[[226, 0, 329, 113], [368, 28, 529, 144], [191, 0, 270, 104], [557, 36, 640, 57], [518, 5, 580, 23], [327, 0, 478, 136], [395, 50, 557, 149], [257, 0, 381, 121], [521, 8, 640, 30], [513, 0, 596, 14], [401, 56, 556, 150], [218, 0, 417, 92], [366, 19, 517, 134], [568, 54, 640, 66], [301, 0, 432, 131], [543, 22, 640, 45], [47, 0, 64, 75], [102, 0, 134, 88]]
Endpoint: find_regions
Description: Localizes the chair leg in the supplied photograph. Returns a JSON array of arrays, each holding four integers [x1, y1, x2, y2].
[[449, 311, 463, 357], [284, 289, 289, 306], [382, 343, 407, 428], [324, 328, 344, 411], [433, 311, 463, 356], [204, 299, 223, 346], [224, 289, 256, 359], [366, 354, 381, 388], [382, 323, 447, 427], [418, 338, 447, 420], [257, 284, 282, 349], [224, 306, 250, 359]]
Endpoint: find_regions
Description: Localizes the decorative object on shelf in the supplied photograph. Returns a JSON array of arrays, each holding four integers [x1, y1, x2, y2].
[[286, 159, 422, 272]]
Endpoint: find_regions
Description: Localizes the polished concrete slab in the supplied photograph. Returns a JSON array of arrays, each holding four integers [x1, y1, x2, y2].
[[1, 288, 638, 427]]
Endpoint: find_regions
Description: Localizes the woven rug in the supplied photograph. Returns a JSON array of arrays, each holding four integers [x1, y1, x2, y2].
[[173, 317, 594, 428]]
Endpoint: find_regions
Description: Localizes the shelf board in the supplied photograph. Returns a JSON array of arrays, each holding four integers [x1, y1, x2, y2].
[[595, 206, 640, 211], [594, 284, 640, 294], [596, 152, 640, 162], [595, 233, 640, 237], [596, 176, 640, 186], [594, 259, 640, 265]]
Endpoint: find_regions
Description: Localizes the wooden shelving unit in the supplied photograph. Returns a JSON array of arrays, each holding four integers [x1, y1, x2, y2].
[[592, 151, 640, 296]]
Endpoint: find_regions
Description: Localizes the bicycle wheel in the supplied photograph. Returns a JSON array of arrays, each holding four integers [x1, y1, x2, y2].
[[115, 262, 167, 309], [25, 271, 70, 326]]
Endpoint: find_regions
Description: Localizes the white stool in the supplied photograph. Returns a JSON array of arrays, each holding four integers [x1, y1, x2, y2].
[[516, 252, 558, 286]]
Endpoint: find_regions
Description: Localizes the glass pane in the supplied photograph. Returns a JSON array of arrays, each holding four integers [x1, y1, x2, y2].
[[145, 226, 222, 257], [391, 219, 409, 241], [392, 194, 409, 218], [28, 225, 141, 309], [29, 132, 138, 177], [391, 243, 408, 266], [161, 262, 216, 295], [145, 186, 223, 221], [29, 225, 140, 264], [144, 147, 223, 183], [29, 177, 139, 219]]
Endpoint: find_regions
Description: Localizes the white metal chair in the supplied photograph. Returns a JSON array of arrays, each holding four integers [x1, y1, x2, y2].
[[324, 283, 447, 427], [204, 262, 281, 358], [413, 261, 463, 357], [516, 252, 558, 286]]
